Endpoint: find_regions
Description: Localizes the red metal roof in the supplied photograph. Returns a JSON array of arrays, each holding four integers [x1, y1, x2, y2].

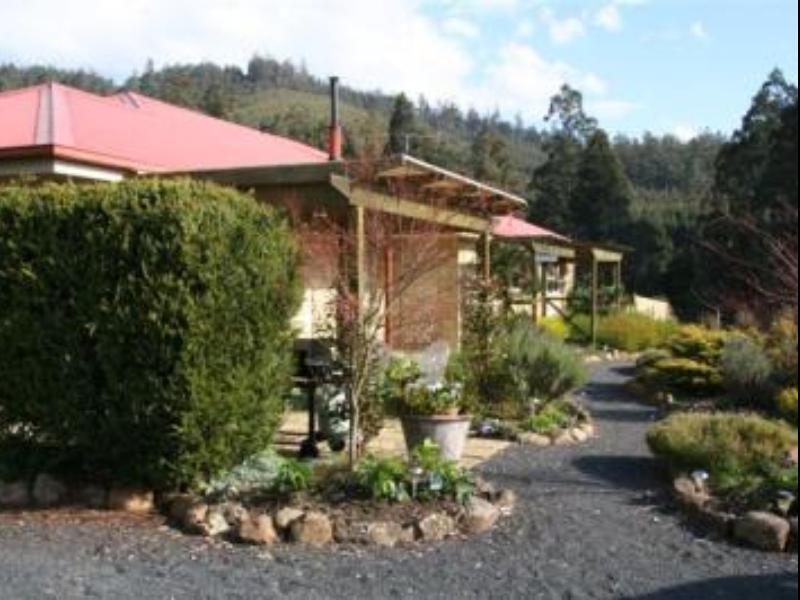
[[492, 214, 570, 241], [0, 82, 328, 173]]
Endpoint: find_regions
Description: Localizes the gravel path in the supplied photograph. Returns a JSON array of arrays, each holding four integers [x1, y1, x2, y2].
[[1, 362, 797, 600]]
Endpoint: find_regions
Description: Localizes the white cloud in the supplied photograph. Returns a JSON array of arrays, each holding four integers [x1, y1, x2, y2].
[[0, 0, 637, 128], [540, 8, 586, 44], [474, 42, 624, 122], [672, 124, 698, 141], [689, 21, 709, 40], [587, 99, 640, 121], [442, 17, 480, 39], [595, 3, 622, 32], [0, 0, 474, 103]]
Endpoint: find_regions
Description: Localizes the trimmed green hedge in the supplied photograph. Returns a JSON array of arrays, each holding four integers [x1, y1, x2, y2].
[[0, 179, 300, 490]]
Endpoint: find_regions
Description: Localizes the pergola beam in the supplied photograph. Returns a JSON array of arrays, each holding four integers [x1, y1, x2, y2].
[[331, 174, 491, 233]]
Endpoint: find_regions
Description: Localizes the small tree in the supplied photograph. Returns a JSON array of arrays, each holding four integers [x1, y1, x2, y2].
[[294, 167, 460, 467]]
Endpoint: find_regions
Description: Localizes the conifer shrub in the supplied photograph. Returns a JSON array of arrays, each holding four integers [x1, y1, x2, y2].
[[0, 179, 300, 490]]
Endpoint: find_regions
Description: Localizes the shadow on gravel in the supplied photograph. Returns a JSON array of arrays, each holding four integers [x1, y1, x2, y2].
[[572, 455, 664, 491], [625, 573, 797, 600], [589, 407, 656, 424], [579, 381, 642, 404]]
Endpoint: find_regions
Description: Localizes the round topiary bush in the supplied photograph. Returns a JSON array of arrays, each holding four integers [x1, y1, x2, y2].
[[0, 179, 301, 490]]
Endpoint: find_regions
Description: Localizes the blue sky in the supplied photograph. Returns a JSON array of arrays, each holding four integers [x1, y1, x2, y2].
[[1, 0, 796, 139]]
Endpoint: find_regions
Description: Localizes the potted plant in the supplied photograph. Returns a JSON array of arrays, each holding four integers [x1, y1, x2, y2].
[[384, 357, 471, 461]]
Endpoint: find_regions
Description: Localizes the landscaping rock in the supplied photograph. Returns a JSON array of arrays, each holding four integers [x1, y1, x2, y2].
[[474, 477, 497, 500], [108, 487, 154, 513], [236, 513, 278, 545], [274, 507, 304, 531], [494, 488, 517, 512], [182, 502, 209, 534], [221, 501, 249, 527], [578, 422, 595, 438], [461, 497, 500, 534], [399, 526, 417, 544], [417, 513, 455, 542], [788, 518, 798, 554], [734, 511, 791, 552], [570, 427, 588, 443], [166, 494, 197, 524], [552, 431, 575, 446], [519, 432, 551, 447], [673, 476, 710, 511], [76, 484, 107, 509], [201, 508, 230, 537], [0, 481, 30, 508], [367, 521, 404, 547], [32, 474, 67, 507], [290, 511, 333, 546]]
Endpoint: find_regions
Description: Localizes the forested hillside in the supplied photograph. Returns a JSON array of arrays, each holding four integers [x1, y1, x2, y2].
[[1, 58, 795, 320]]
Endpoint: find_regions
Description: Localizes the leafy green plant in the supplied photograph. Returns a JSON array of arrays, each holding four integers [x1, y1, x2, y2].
[[382, 356, 464, 416], [207, 449, 284, 497], [273, 458, 312, 495], [410, 439, 475, 504], [354, 440, 474, 504], [0, 180, 300, 490], [721, 334, 774, 408], [523, 402, 575, 435], [647, 412, 798, 509], [502, 318, 587, 408], [355, 455, 410, 502]]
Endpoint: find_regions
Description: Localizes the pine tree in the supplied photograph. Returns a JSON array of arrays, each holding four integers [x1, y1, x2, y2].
[[571, 130, 633, 242], [528, 133, 580, 235], [470, 126, 510, 186], [385, 93, 416, 155]]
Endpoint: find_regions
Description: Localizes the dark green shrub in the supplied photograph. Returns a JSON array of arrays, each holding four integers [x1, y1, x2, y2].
[[721, 335, 774, 408], [0, 179, 300, 490], [766, 313, 798, 387], [502, 318, 587, 407], [776, 388, 799, 425], [647, 412, 798, 508]]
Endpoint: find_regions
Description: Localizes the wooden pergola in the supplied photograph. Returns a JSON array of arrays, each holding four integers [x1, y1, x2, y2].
[[574, 242, 628, 346]]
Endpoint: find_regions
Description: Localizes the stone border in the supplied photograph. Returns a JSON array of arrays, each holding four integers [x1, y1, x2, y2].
[[1, 473, 516, 549], [518, 421, 596, 448], [163, 480, 517, 547], [0, 473, 154, 513], [672, 475, 798, 554]]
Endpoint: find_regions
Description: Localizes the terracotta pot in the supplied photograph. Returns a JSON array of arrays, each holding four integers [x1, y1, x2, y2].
[[400, 414, 471, 461]]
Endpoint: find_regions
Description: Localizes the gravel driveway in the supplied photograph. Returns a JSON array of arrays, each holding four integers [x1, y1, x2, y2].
[[1, 362, 797, 600]]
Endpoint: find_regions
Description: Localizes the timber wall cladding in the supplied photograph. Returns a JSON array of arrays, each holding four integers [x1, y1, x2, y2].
[[389, 235, 459, 351]]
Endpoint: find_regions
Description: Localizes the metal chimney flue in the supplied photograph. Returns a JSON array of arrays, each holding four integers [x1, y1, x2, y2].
[[328, 76, 342, 161]]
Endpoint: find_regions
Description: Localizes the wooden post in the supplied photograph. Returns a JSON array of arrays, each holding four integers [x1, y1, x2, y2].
[[540, 263, 548, 320], [590, 254, 599, 348], [482, 232, 491, 282], [383, 245, 393, 345], [356, 205, 367, 313], [614, 260, 623, 309]]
